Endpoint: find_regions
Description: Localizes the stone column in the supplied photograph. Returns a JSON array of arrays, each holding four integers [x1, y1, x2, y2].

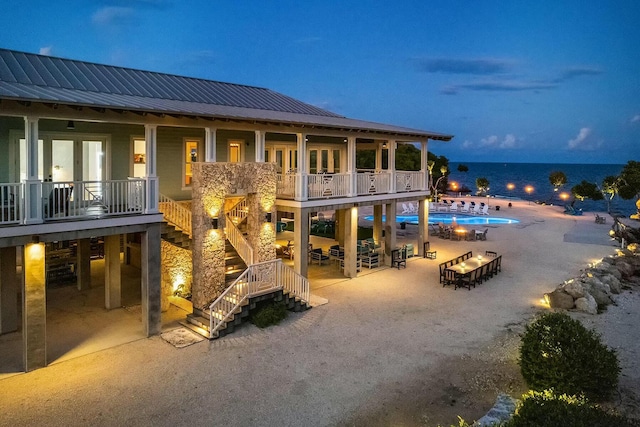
[[384, 201, 397, 265], [76, 238, 91, 291], [0, 247, 18, 334], [142, 224, 161, 336], [343, 206, 359, 278], [335, 208, 345, 246], [293, 208, 309, 278], [104, 234, 121, 309], [22, 242, 46, 371]]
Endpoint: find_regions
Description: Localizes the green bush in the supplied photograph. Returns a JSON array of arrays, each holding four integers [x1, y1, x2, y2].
[[250, 301, 288, 328], [504, 389, 640, 427], [519, 312, 619, 400]]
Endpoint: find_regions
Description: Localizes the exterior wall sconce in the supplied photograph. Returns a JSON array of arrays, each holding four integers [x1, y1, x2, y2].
[[211, 217, 219, 229], [67, 121, 75, 130], [382, 142, 387, 149], [265, 212, 272, 223]]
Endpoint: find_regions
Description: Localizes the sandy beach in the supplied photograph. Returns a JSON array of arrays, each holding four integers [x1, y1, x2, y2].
[[1, 198, 638, 426]]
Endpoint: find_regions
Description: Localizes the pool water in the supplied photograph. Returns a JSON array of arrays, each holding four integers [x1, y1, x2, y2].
[[364, 213, 519, 225]]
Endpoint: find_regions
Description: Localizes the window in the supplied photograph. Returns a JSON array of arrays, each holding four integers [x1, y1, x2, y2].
[[132, 138, 146, 178], [229, 140, 242, 162], [184, 139, 199, 186]]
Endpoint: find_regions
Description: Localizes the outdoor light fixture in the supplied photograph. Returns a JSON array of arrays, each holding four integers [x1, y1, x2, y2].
[[211, 217, 219, 229], [31, 235, 40, 243], [265, 212, 272, 222], [67, 121, 75, 129], [382, 142, 387, 149]]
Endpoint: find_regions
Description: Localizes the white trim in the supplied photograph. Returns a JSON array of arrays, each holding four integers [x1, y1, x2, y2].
[[181, 136, 202, 190]]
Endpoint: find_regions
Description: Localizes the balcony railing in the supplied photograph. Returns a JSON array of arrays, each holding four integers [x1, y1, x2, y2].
[[276, 170, 427, 200], [0, 179, 147, 226]]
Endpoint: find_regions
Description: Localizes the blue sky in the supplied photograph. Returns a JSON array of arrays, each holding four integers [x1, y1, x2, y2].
[[2, 0, 639, 164]]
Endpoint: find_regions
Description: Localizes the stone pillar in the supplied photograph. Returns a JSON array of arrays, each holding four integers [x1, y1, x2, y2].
[[418, 199, 428, 256], [142, 224, 161, 336], [335, 208, 345, 246], [384, 201, 397, 266], [205, 127, 217, 162], [22, 242, 46, 371], [76, 238, 91, 291], [0, 247, 18, 334], [293, 208, 309, 279], [373, 205, 383, 248], [343, 206, 359, 278], [104, 234, 121, 309]]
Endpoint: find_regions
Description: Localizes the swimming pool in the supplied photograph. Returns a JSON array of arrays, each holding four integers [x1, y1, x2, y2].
[[364, 213, 519, 225]]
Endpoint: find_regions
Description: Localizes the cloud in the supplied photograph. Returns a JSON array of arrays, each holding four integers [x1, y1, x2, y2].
[[465, 134, 520, 150], [550, 67, 603, 83], [39, 46, 52, 56], [444, 80, 556, 94], [631, 115, 640, 123], [412, 57, 512, 75], [567, 127, 592, 149], [92, 6, 135, 26]]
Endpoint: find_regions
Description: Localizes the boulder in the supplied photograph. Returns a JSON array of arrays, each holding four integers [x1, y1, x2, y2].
[[562, 280, 586, 299], [593, 264, 622, 280], [546, 289, 574, 310], [582, 277, 614, 306], [601, 256, 616, 265], [575, 294, 598, 314], [616, 261, 636, 279], [599, 274, 622, 294]]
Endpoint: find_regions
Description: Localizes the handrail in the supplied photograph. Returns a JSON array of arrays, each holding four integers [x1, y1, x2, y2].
[[227, 198, 248, 224], [0, 182, 23, 225], [208, 259, 309, 338], [159, 193, 192, 237], [225, 219, 254, 265]]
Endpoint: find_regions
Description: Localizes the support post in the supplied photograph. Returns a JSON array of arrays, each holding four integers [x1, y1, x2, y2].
[[23, 242, 47, 371], [141, 224, 161, 336], [0, 247, 18, 334], [384, 201, 397, 265], [76, 238, 91, 291], [104, 234, 121, 310], [24, 116, 43, 224], [295, 133, 308, 201], [144, 124, 159, 213], [205, 127, 217, 162], [293, 208, 310, 279], [418, 199, 428, 256], [343, 206, 359, 278]]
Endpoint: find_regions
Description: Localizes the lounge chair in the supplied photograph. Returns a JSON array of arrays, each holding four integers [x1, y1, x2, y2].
[[480, 204, 489, 215], [401, 203, 411, 214], [45, 185, 73, 218], [472, 204, 480, 214], [595, 214, 606, 224], [310, 248, 330, 265], [460, 202, 470, 213], [449, 201, 458, 212]]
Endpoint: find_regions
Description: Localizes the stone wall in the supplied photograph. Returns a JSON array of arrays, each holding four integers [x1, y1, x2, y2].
[[190, 162, 277, 309], [160, 240, 192, 311]]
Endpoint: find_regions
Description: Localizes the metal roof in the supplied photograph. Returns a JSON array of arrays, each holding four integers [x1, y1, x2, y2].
[[0, 48, 453, 140]]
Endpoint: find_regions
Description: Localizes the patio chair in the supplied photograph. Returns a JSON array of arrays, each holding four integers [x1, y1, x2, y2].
[[460, 202, 470, 213], [361, 252, 380, 268], [449, 201, 458, 212], [485, 250, 497, 257], [472, 204, 481, 214], [310, 248, 330, 265], [401, 203, 411, 214], [423, 241, 437, 259], [481, 204, 489, 215], [45, 185, 73, 218], [456, 270, 477, 290], [442, 269, 457, 288], [391, 247, 407, 269], [475, 229, 488, 241]]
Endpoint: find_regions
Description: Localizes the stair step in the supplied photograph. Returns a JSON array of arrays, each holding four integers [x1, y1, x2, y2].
[[179, 320, 213, 339]]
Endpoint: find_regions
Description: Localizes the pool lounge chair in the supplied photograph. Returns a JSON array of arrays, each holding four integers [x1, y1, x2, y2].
[[460, 202, 469, 213], [449, 201, 458, 212], [472, 204, 480, 214], [480, 204, 489, 215]]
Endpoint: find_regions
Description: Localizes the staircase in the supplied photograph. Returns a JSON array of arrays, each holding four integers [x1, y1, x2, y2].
[[185, 259, 311, 339], [160, 221, 191, 249]]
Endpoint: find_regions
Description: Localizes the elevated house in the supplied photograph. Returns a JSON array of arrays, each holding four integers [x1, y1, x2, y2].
[[0, 48, 452, 371]]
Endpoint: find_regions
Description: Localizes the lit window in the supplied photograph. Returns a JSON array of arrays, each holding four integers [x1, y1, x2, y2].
[[185, 140, 199, 186]]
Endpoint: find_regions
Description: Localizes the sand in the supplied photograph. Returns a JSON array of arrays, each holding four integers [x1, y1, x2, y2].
[[0, 198, 638, 426]]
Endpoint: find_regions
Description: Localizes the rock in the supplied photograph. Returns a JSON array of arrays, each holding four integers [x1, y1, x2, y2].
[[582, 277, 614, 306], [474, 393, 518, 427], [575, 294, 598, 314], [546, 289, 574, 309], [627, 242, 640, 253], [616, 261, 636, 279], [562, 280, 586, 299], [599, 274, 622, 294], [601, 256, 616, 265], [593, 264, 622, 280]]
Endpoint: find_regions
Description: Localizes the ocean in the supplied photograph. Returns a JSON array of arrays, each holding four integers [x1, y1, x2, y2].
[[446, 162, 638, 217]]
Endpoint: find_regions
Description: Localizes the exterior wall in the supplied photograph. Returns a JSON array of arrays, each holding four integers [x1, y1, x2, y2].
[[160, 240, 192, 311], [190, 162, 277, 309]]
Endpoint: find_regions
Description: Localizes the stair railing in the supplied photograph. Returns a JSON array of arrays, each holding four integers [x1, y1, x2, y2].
[[159, 194, 192, 237], [209, 259, 310, 338], [225, 197, 253, 265], [225, 219, 254, 265]]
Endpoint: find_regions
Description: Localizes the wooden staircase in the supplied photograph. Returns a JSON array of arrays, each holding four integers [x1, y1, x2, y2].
[[160, 221, 191, 249]]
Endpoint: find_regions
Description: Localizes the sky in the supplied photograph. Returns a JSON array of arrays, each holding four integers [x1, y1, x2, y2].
[[1, 0, 639, 164]]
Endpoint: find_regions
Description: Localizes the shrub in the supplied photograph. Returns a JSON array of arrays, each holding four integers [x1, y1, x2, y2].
[[504, 389, 640, 427], [519, 312, 619, 400], [250, 301, 288, 328]]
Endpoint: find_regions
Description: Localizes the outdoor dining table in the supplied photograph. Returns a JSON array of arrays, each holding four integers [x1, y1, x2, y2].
[[445, 256, 490, 275]]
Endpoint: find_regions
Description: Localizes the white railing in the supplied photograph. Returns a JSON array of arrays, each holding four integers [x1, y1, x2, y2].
[[307, 173, 350, 198], [225, 219, 254, 265], [225, 197, 253, 265], [276, 173, 296, 198], [42, 179, 146, 220], [356, 171, 391, 195], [395, 171, 424, 193], [0, 182, 23, 225], [159, 194, 192, 237], [208, 259, 309, 338]]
